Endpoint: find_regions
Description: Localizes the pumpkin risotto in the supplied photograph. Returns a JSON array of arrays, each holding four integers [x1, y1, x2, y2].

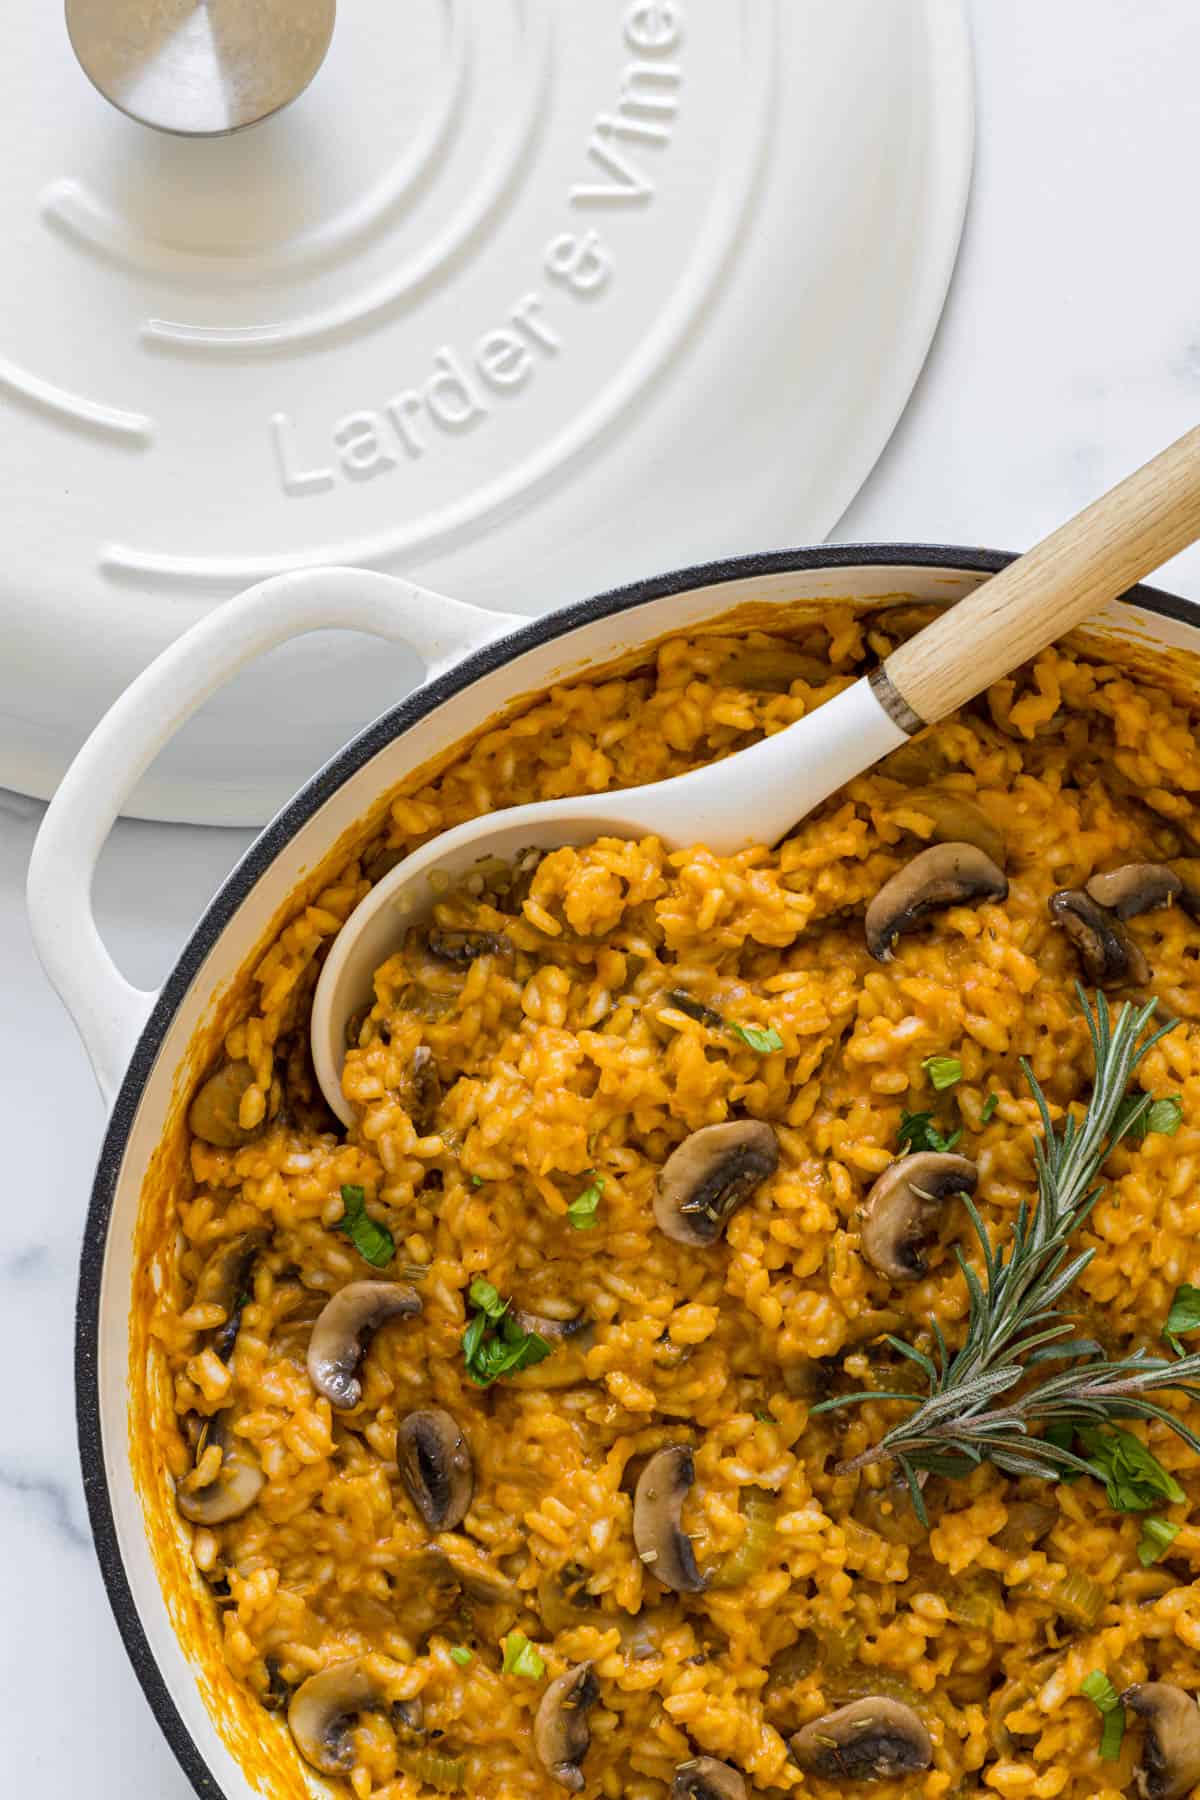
[[152, 610, 1200, 1800]]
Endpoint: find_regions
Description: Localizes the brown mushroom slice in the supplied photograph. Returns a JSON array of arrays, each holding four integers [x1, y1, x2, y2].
[[790, 1697, 933, 1781], [306, 1281, 422, 1409], [1086, 863, 1182, 918], [672, 1757, 747, 1800], [1122, 1683, 1200, 1800], [512, 1309, 595, 1349], [892, 789, 1007, 869], [177, 1413, 264, 1525], [1048, 889, 1149, 986], [425, 927, 511, 965], [865, 843, 1008, 962], [633, 1445, 707, 1594], [405, 1046, 442, 1135], [860, 1152, 977, 1282], [396, 1408, 472, 1531], [195, 1229, 269, 1360], [188, 1059, 265, 1149], [655, 1121, 780, 1247], [537, 1563, 597, 1635], [288, 1658, 387, 1775], [534, 1662, 600, 1792]]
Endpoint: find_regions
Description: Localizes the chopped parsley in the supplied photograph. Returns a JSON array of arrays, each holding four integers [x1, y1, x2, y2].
[[1075, 1424, 1185, 1513], [1165, 1283, 1200, 1356], [1137, 1515, 1181, 1567], [922, 1055, 963, 1091], [755, 1411, 773, 1424], [501, 1633, 545, 1680], [336, 1185, 394, 1268], [1113, 1092, 1184, 1143], [567, 1173, 605, 1231], [469, 1175, 484, 1189], [1080, 1671, 1125, 1760], [461, 1279, 553, 1388], [449, 1646, 473, 1667], [897, 1110, 963, 1155], [729, 1022, 784, 1055]]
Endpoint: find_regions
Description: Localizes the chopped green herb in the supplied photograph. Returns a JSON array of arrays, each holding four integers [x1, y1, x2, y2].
[[730, 1022, 784, 1055], [501, 1633, 545, 1680], [1113, 1092, 1184, 1143], [567, 1173, 605, 1231], [1077, 1424, 1185, 1513], [468, 1278, 507, 1321], [1137, 1515, 1181, 1567], [922, 1055, 963, 1091], [1080, 1671, 1126, 1761], [469, 1175, 484, 1188], [755, 1411, 773, 1424], [462, 1281, 552, 1388], [981, 1093, 999, 1123], [336, 1185, 394, 1268], [449, 1646, 473, 1667], [1164, 1283, 1200, 1361], [896, 1110, 963, 1154]]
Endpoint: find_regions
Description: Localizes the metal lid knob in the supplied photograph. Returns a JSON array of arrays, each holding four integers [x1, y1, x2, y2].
[[65, 0, 337, 137]]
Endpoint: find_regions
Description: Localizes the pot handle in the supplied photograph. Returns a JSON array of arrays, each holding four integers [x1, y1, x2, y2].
[[27, 567, 522, 1106]]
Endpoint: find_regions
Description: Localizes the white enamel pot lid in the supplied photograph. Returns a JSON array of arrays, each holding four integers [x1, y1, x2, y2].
[[38, 545, 1200, 1800], [4, 1, 972, 825]]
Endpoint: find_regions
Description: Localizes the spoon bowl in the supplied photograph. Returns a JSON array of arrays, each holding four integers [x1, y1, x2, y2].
[[312, 421, 1200, 1122]]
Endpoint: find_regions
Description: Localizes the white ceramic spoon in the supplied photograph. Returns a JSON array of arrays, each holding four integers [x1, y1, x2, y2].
[[313, 424, 1200, 1124]]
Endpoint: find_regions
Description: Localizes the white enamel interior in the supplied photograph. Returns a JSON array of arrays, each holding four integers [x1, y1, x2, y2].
[[88, 561, 1200, 1798]]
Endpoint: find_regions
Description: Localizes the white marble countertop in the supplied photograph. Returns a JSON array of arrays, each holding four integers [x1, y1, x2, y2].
[[5, 3, 1200, 1794]]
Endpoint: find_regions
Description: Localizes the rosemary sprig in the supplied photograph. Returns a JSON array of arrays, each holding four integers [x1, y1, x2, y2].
[[816, 987, 1189, 1520]]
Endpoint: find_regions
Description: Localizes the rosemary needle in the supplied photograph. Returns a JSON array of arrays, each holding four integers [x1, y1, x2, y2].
[[815, 987, 1199, 1522]]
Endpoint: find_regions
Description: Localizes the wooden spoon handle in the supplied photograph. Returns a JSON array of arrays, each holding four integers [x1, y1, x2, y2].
[[877, 422, 1200, 731]]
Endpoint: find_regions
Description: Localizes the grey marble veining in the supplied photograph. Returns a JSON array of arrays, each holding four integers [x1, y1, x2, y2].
[[4, 3, 1200, 1795]]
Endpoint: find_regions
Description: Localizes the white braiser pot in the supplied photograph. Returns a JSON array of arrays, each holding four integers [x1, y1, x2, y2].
[[26, 548, 1200, 1800]]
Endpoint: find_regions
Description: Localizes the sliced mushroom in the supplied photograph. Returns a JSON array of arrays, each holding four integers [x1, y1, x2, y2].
[[537, 1563, 597, 1635], [790, 1697, 933, 1781], [396, 1408, 472, 1531], [534, 1662, 600, 1792], [1048, 889, 1149, 986], [512, 1309, 595, 1349], [859, 1152, 977, 1282], [891, 789, 1006, 869], [1086, 863, 1182, 918], [672, 1756, 748, 1800], [655, 1120, 780, 1247], [633, 1446, 707, 1594], [288, 1657, 386, 1775], [406, 1046, 442, 1135], [1122, 1683, 1200, 1800], [177, 1413, 264, 1525], [306, 1281, 422, 1409], [425, 928, 511, 965], [866, 843, 1008, 961], [195, 1229, 268, 1361], [188, 1059, 266, 1149]]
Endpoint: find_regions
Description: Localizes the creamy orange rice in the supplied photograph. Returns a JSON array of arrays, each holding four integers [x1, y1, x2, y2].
[[143, 606, 1200, 1800]]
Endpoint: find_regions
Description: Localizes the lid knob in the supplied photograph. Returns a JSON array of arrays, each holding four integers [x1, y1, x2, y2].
[[65, 0, 336, 136]]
